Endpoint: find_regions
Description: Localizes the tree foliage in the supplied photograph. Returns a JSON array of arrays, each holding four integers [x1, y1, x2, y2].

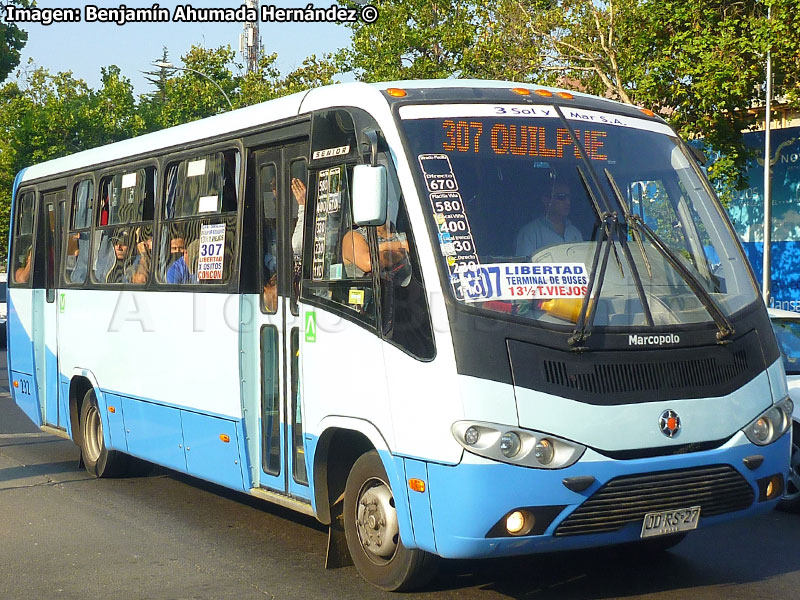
[[341, 0, 479, 81], [344, 0, 800, 200], [0, 0, 30, 83], [0, 44, 339, 252]]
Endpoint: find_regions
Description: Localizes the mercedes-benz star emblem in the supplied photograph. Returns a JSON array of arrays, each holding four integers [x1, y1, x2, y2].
[[659, 410, 681, 438]]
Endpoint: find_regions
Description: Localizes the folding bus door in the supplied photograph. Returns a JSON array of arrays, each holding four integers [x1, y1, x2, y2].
[[248, 141, 311, 500], [33, 190, 65, 428]]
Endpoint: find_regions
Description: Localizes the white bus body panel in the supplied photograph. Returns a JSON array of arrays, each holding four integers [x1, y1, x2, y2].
[[58, 290, 242, 418]]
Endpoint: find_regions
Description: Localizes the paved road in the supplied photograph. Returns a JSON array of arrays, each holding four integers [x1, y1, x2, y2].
[[1, 352, 800, 599]]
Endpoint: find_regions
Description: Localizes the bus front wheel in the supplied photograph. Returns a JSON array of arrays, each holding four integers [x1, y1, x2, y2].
[[79, 389, 129, 478], [778, 421, 800, 512], [343, 450, 438, 591]]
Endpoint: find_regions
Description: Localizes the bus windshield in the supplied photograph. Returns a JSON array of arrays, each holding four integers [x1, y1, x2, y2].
[[399, 103, 758, 329]]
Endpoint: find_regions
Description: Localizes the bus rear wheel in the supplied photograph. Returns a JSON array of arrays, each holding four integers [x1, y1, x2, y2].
[[79, 389, 129, 478], [343, 450, 438, 591]]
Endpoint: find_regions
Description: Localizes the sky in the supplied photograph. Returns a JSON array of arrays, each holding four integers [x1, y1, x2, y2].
[[8, 0, 355, 96]]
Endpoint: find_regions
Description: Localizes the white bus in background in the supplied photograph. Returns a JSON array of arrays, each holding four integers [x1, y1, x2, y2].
[[6, 80, 792, 590]]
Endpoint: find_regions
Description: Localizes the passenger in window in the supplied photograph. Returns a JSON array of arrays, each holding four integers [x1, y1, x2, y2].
[[263, 253, 278, 312], [342, 221, 412, 286], [290, 177, 307, 300], [14, 248, 33, 283], [129, 229, 153, 284], [167, 239, 200, 284], [95, 229, 135, 283], [167, 235, 186, 270], [99, 193, 110, 226], [290, 178, 307, 255], [515, 180, 583, 257], [69, 232, 90, 283]]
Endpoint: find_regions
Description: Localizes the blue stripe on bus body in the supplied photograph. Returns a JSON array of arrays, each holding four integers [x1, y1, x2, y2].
[[422, 432, 790, 559], [97, 392, 248, 491]]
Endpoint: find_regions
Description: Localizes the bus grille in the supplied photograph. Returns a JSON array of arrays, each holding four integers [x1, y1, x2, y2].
[[543, 351, 748, 396], [554, 465, 754, 537]]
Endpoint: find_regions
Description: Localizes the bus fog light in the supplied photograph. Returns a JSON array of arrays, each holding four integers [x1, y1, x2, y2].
[[534, 439, 555, 465], [464, 426, 480, 446], [506, 510, 532, 535], [500, 432, 521, 458]]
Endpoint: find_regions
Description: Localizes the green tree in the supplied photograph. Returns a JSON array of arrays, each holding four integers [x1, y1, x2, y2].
[[153, 45, 238, 128], [238, 52, 339, 105], [0, 65, 143, 251], [341, 0, 480, 81], [0, 0, 30, 82]]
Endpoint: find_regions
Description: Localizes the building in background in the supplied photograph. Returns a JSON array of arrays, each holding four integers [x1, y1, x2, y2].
[[724, 104, 800, 312]]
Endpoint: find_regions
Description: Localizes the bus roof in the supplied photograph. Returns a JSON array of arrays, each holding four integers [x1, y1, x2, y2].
[[17, 79, 643, 185]]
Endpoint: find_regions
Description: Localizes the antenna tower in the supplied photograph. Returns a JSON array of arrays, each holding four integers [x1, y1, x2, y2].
[[240, 0, 262, 73]]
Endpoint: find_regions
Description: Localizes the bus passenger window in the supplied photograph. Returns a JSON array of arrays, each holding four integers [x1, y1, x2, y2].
[[303, 165, 377, 327], [11, 191, 35, 286], [156, 149, 240, 286], [92, 166, 156, 286], [289, 159, 308, 315], [376, 154, 434, 360], [261, 164, 278, 313], [64, 179, 94, 285]]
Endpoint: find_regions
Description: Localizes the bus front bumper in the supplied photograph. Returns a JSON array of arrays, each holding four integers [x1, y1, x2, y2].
[[411, 431, 789, 559]]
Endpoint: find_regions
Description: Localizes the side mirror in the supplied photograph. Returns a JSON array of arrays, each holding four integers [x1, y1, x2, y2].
[[352, 164, 387, 226]]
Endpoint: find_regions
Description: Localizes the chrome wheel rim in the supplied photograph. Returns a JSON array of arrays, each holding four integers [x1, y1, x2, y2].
[[82, 403, 103, 463], [355, 477, 399, 564]]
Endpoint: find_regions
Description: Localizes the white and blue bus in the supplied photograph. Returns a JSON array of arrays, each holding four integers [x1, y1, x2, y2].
[[7, 80, 792, 590]]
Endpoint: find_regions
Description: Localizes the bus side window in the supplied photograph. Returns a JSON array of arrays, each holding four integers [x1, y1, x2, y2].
[[302, 164, 377, 327], [156, 149, 240, 286], [64, 179, 94, 285], [11, 190, 36, 286], [261, 163, 278, 312], [92, 166, 156, 285], [289, 158, 308, 315], [376, 154, 435, 360]]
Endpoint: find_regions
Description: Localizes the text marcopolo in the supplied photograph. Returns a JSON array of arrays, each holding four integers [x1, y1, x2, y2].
[[628, 334, 681, 346]]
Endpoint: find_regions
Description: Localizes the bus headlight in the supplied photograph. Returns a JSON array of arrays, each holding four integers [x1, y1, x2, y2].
[[500, 432, 521, 458], [534, 439, 555, 465], [743, 397, 793, 446], [451, 421, 585, 469]]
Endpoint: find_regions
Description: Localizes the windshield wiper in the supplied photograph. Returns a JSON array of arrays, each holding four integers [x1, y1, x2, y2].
[[604, 169, 735, 342], [551, 104, 654, 348]]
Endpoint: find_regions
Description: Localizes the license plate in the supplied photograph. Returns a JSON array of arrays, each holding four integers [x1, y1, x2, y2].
[[640, 506, 701, 538]]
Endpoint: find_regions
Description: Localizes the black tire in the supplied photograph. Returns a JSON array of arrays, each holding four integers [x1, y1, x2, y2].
[[778, 421, 800, 512], [79, 389, 129, 478], [343, 451, 438, 591]]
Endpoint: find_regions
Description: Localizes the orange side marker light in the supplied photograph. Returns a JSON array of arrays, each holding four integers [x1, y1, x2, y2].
[[408, 478, 426, 493]]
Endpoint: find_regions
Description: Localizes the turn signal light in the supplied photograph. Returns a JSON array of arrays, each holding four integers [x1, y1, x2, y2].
[[556, 91, 574, 99], [534, 89, 553, 97], [108, 406, 116, 413], [408, 478, 426, 493], [386, 88, 407, 98], [511, 87, 531, 96], [220, 434, 231, 443], [13, 381, 19, 388], [640, 108, 655, 117]]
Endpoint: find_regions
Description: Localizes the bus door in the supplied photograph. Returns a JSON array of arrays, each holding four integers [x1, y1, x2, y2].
[[250, 142, 311, 500], [33, 190, 65, 428]]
